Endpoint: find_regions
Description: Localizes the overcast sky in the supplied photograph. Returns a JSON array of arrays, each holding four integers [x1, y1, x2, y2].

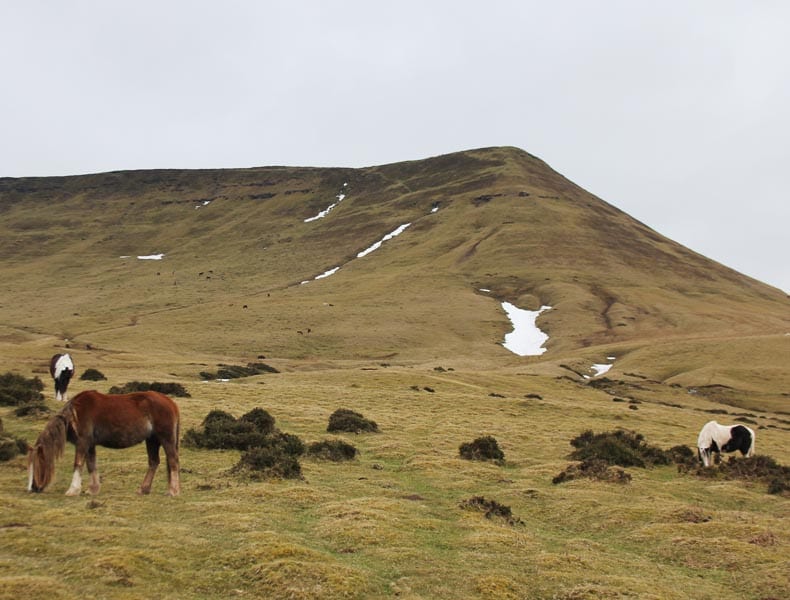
[[2, 1, 788, 293]]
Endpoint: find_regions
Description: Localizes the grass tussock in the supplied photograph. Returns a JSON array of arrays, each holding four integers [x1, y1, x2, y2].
[[108, 381, 191, 397], [327, 408, 378, 433], [459, 435, 505, 463]]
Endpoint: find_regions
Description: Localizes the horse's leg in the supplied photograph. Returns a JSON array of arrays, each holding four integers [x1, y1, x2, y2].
[[86, 446, 100, 495], [162, 439, 180, 496], [66, 443, 88, 496], [138, 438, 160, 495]]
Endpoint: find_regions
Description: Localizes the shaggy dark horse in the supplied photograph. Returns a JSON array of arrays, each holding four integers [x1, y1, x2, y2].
[[27, 390, 180, 496], [49, 353, 74, 402]]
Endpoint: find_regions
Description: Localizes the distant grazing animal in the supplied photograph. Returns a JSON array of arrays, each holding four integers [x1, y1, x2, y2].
[[27, 390, 180, 496], [49, 353, 74, 402], [697, 420, 755, 467]]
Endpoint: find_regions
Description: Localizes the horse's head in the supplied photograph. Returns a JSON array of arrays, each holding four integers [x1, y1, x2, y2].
[[27, 444, 48, 493], [26, 412, 69, 493]]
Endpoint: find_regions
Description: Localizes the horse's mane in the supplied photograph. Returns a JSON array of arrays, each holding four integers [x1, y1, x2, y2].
[[30, 402, 77, 491]]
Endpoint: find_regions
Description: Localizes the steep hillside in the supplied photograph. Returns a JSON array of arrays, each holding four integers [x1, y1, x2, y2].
[[1, 147, 788, 392]]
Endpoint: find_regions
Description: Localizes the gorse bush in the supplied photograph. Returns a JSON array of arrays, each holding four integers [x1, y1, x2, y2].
[[327, 408, 379, 433], [109, 381, 191, 397], [459, 435, 505, 463], [0, 372, 44, 406]]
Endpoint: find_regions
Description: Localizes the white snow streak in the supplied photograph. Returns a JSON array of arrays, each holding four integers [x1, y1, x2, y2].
[[357, 223, 411, 258], [305, 186, 348, 222]]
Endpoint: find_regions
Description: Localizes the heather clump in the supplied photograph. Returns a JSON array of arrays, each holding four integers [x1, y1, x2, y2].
[[109, 381, 191, 397], [459, 435, 505, 463], [327, 408, 378, 433]]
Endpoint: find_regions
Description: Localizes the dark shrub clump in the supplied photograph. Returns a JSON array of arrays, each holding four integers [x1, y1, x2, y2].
[[327, 408, 379, 433], [459, 435, 505, 463], [307, 439, 358, 461], [239, 407, 276, 435], [186, 408, 306, 480], [553, 429, 674, 485], [183, 408, 276, 450], [696, 455, 790, 495], [109, 381, 191, 398], [199, 362, 279, 380], [13, 403, 51, 417], [568, 429, 671, 468], [234, 446, 302, 479], [0, 419, 28, 462], [80, 368, 107, 381], [552, 458, 632, 485], [0, 372, 44, 406], [232, 431, 305, 480], [459, 496, 523, 526]]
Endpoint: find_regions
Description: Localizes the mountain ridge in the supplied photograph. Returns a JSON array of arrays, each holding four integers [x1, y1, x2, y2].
[[1, 146, 787, 395]]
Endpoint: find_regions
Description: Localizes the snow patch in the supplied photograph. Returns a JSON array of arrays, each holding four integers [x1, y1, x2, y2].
[[501, 303, 552, 356], [591, 363, 613, 377]]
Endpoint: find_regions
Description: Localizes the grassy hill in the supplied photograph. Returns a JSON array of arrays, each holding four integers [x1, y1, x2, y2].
[[0, 147, 788, 599]]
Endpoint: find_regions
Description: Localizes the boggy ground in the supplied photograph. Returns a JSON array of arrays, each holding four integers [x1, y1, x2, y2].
[[1, 365, 788, 599]]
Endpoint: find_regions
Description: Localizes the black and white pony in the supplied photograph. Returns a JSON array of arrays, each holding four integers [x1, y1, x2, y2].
[[697, 420, 755, 467], [49, 353, 74, 402]]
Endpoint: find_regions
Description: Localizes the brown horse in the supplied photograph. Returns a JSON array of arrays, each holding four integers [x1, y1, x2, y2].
[[27, 390, 180, 496]]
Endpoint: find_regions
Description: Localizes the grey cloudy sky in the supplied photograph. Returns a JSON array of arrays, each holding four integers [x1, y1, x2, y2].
[[2, 1, 788, 292]]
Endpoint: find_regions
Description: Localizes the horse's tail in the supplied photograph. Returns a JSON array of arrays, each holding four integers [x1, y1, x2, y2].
[[28, 407, 70, 492], [747, 427, 756, 457]]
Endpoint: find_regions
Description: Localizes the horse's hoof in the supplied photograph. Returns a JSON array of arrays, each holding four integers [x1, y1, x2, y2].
[[65, 490, 80, 497]]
